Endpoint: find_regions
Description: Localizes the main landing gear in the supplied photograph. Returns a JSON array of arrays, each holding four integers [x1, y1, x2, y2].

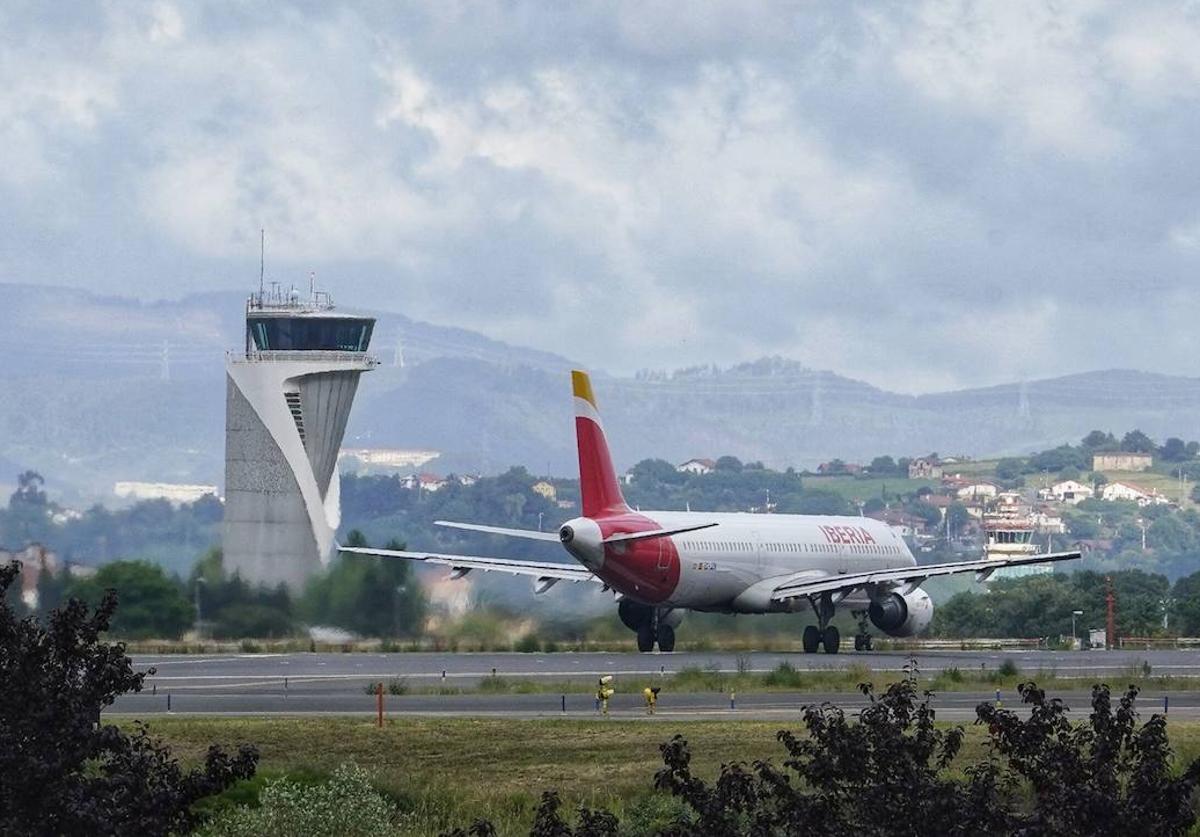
[[802, 593, 840, 654], [852, 610, 873, 652], [621, 600, 677, 652]]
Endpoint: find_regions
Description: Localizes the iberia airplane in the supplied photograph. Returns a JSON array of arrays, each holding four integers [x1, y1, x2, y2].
[[341, 371, 1079, 653]]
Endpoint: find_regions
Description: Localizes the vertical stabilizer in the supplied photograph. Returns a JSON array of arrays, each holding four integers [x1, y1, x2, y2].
[[572, 370, 629, 517]]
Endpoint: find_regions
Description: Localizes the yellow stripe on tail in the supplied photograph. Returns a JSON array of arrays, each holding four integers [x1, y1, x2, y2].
[[572, 370, 597, 408]]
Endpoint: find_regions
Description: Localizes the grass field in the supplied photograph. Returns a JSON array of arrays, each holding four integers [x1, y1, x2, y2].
[[387, 661, 1200, 697], [800, 474, 936, 501], [145, 715, 1200, 836]]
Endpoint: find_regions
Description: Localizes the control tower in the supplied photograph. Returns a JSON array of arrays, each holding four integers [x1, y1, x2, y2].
[[223, 281, 377, 590]]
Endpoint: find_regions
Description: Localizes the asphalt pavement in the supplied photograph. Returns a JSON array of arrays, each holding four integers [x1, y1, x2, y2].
[[103, 648, 1200, 720]]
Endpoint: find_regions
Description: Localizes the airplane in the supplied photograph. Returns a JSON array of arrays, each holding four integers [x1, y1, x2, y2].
[[340, 370, 1080, 653]]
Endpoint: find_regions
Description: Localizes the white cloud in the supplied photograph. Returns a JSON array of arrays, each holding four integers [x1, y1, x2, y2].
[[3, 1, 1200, 392]]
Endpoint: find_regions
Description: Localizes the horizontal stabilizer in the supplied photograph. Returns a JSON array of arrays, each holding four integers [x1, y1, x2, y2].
[[434, 520, 561, 542], [603, 522, 719, 545]]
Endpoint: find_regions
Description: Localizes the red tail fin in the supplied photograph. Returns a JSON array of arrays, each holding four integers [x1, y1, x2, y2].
[[572, 370, 629, 517]]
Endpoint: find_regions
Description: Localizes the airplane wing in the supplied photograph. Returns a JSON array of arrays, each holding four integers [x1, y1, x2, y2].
[[434, 520, 562, 542], [770, 550, 1082, 602], [337, 545, 599, 593]]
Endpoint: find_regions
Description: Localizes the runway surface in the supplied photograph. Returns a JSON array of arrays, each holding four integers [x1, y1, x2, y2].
[[105, 649, 1200, 720]]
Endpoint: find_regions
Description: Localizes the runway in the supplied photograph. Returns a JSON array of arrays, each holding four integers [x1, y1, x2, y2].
[[104, 649, 1200, 720]]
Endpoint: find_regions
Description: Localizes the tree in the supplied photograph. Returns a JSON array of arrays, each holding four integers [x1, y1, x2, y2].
[[945, 502, 971, 537], [1171, 571, 1200, 635], [1160, 437, 1190, 462], [0, 563, 257, 834], [301, 533, 425, 637], [629, 458, 684, 485], [714, 456, 743, 473], [869, 455, 897, 475], [1121, 429, 1156, 453], [65, 560, 194, 639], [995, 458, 1025, 481], [1082, 430, 1117, 450]]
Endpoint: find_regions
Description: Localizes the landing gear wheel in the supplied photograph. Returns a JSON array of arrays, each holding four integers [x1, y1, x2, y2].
[[802, 625, 821, 654], [853, 634, 873, 652], [636, 624, 656, 652], [657, 624, 675, 652], [854, 635, 863, 652], [822, 626, 840, 654]]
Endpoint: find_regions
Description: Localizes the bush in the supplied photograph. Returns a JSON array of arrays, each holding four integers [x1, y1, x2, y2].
[[762, 662, 804, 688], [514, 634, 541, 653], [0, 562, 257, 835], [452, 674, 1200, 836], [998, 658, 1019, 677], [199, 764, 396, 836]]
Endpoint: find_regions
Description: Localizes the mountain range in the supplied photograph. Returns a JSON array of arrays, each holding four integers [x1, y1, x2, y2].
[[3, 282, 1199, 504]]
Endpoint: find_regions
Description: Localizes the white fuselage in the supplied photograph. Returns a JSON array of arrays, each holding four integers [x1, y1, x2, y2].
[[562, 510, 916, 614]]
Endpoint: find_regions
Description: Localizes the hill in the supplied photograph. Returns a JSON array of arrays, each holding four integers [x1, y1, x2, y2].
[[4, 283, 1200, 502]]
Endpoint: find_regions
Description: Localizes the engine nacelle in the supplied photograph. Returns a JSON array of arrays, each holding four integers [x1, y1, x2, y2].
[[868, 588, 934, 637]]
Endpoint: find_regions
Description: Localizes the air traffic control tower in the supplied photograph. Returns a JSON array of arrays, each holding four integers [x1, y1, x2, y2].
[[223, 283, 377, 590]]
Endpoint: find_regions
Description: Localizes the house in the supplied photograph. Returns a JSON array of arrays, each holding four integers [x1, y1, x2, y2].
[[1101, 481, 1168, 506], [817, 461, 862, 475], [532, 480, 557, 502], [401, 472, 447, 492], [1092, 452, 1153, 472], [956, 482, 998, 501], [908, 457, 943, 479], [1030, 509, 1067, 534], [677, 458, 715, 475], [1039, 479, 1094, 505], [866, 508, 928, 538], [454, 473, 479, 486]]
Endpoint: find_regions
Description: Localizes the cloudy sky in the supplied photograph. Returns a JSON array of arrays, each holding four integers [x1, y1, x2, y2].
[[4, 1, 1200, 392]]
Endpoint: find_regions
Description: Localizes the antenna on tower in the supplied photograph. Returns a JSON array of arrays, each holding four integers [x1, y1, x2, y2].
[[259, 229, 265, 296]]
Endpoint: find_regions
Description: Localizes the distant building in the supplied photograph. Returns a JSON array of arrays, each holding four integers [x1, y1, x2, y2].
[[1101, 481, 1168, 506], [956, 482, 998, 501], [454, 473, 479, 486], [1093, 452, 1153, 472], [908, 457, 943, 479], [532, 480, 557, 502], [817, 462, 862, 475], [114, 481, 220, 506], [401, 472, 447, 492], [1039, 479, 1094, 505], [339, 447, 440, 472], [677, 458, 715, 475]]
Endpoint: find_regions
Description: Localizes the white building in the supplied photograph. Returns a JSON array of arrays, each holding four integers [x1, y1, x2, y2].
[[956, 482, 999, 501], [1101, 481, 1169, 507], [339, 447, 440, 472], [114, 481, 220, 506], [223, 284, 377, 591], [677, 458, 715, 475], [1039, 479, 1095, 505]]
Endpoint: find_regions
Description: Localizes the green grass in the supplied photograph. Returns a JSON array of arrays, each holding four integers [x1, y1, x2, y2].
[[138, 715, 1200, 836], [801, 475, 936, 501], [354, 660, 1200, 697]]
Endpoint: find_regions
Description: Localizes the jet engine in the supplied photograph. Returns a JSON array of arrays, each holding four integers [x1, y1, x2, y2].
[[868, 588, 934, 637]]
